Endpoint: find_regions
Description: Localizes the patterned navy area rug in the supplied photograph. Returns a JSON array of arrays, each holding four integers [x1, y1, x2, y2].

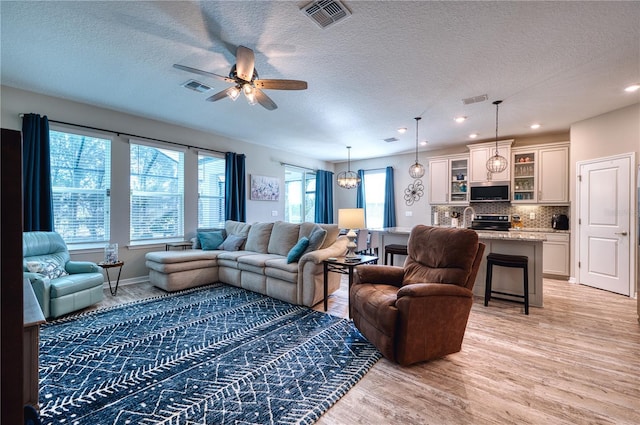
[[39, 283, 381, 424]]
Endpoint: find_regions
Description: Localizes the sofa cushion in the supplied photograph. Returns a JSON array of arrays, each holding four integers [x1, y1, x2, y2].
[[287, 237, 309, 263], [146, 250, 221, 263], [303, 225, 327, 254], [219, 234, 246, 251], [198, 230, 225, 250], [268, 221, 301, 256], [27, 259, 68, 279], [225, 220, 251, 238], [264, 258, 298, 282], [319, 224, 340, 249], [245, 222, 274, 253]]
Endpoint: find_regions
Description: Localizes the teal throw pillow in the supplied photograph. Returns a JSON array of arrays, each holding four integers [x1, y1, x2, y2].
[[198, 231, 225, 251], [303, 226, 327, 255], [287, 237, 310, 263], [219, 234, 246, 251]]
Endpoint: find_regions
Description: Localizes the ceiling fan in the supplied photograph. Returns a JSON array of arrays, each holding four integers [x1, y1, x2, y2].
[[173, 45, 307, 111]]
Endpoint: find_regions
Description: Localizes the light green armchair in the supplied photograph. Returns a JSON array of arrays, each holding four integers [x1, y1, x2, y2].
[[23, 231, 104, 318]]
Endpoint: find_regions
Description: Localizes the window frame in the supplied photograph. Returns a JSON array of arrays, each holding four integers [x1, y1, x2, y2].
[[362, 168, 387, 229], [197, 151, 226, 229], [284, 166, 316, 223]]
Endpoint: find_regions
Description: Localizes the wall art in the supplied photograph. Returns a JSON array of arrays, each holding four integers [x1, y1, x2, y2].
[[250, 175, 280, 201]]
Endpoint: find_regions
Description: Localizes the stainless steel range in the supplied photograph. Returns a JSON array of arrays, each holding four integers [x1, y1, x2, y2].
[[470, 214, 511, 231]]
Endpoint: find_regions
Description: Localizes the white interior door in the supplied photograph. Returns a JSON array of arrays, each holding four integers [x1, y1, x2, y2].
[[578, 156, 632, 295]]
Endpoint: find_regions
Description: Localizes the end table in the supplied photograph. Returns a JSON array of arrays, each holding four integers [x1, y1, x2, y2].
[[98, 261, 124, 296], [323, 255, 378, 315]]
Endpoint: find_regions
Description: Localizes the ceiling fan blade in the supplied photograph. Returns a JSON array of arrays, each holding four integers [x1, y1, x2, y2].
[[255, 79, 308, 90], [173, 64, 234, 83], [235, 45, 255, 82], [254, 88, 277, 110], [205, 87, 235, 102]]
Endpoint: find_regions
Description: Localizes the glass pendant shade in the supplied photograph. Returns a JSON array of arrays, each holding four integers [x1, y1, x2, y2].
[[337, 146, 361, 189], [409, 116, 425, 178], [409, 162, 425, 178], [486, 100, 508, 174]]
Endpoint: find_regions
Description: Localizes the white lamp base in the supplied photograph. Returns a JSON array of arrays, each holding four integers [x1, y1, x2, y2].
[[345, 229, 360, 260]]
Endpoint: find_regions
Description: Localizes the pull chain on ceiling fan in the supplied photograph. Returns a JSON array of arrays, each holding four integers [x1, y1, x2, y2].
[[174, 45, 308, 111]]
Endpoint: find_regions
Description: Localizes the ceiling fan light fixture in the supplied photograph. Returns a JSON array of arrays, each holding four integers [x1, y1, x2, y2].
[[228, 86, 241, 101], [486, 100, 508, 174], [408, 117, 425, 178], [337, 146, 361, 189]]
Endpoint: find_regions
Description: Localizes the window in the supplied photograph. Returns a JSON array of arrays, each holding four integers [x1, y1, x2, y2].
[[284, 167, 316, 223], [363, 169, 386, 228], [130, 141, 184, 242], [49, 129, 111, 244], [198, 153, 225, 228]]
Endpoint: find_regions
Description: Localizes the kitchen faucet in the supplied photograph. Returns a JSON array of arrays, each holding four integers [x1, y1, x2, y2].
[[462, 206, 476, 229]]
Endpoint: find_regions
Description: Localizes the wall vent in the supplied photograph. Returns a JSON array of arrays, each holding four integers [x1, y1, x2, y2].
[[301, 0, 351, 29], [384, 137, 399, 143], [462, 94, 488, 105], [181, 79, 212, 93]]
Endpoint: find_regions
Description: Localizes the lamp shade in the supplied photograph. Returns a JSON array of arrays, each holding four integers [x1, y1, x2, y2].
[[338, 208, 365, 230]]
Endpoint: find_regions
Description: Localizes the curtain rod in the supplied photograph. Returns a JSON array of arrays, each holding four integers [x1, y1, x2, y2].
[[19, 114, 226, 155], [280, 161, 316, 172]]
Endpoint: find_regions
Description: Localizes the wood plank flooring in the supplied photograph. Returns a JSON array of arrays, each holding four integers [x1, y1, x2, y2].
[[81, 277, 640, 424]]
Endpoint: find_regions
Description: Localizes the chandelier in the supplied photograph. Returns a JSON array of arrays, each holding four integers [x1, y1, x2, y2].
[[336, 146, 361, 189], [408, 117, 425, 178], [486, 100, 508, 174]]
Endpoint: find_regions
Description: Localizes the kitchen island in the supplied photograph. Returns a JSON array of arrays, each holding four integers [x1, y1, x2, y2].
[[372, 227, 546, 307]]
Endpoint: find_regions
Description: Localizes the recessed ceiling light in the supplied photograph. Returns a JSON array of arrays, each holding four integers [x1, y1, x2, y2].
[[469, 133, 478, 139], [624, 84, 640, 92], [420, 141, 428, 146], [530, 123, 541, 130], [454, 116, 467, 123], [397, 127, 407, 134]]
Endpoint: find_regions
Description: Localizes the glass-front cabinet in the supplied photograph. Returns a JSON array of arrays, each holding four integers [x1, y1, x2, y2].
[[428, 155, 468, 205], [513, 152, 536, 202], [449, 158, 469, 203]]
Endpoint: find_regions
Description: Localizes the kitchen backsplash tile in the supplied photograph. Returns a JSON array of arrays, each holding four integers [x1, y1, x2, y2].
[[432, 204, 570, 230]]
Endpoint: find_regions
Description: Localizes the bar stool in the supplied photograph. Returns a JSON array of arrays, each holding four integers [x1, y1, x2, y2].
[[484, 252, 529, 315], [384, 244, 408, 266]]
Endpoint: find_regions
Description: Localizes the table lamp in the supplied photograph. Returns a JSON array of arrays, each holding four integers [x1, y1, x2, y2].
[[338, 208, 365, 261]]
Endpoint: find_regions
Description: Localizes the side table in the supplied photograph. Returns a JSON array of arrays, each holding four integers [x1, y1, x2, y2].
[[166, 241, 192, 251], [98, 261, 124, 296], [323, 255, 378, 315]]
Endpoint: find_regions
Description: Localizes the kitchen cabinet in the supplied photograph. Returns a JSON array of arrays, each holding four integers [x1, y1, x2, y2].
[[467, 140, 513, 183], [428, 155, 469, 204], [543, 232, 570, 277], [512, 142, 569, 204]]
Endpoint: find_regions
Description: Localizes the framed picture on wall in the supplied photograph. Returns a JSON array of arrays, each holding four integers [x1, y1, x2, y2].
[[250, 175, 280, 201]]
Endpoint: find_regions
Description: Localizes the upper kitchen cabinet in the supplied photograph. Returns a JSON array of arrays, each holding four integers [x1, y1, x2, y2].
[[467, 140, 513, 183], [512, 142, 569, 204], [428, 154, 469, 205]]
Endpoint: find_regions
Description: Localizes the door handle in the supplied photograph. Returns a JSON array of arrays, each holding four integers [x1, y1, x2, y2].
[[615, 232, 628, 236]]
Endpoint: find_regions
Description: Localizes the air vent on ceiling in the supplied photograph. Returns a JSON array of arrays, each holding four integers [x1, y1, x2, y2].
[[301, 0, 351, 29], [181, 79, 212, 93], [384, 137, 399, 143], [462, 94, 488, 105]]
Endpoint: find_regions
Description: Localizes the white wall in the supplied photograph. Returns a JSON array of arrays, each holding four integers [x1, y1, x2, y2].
[[1, 85, 333, 280]]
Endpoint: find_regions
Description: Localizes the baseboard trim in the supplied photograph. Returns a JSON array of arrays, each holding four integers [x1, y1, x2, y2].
[[102, 275, 149, 289]]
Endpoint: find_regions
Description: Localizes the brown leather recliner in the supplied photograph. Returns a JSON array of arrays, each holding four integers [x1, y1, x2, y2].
[[350, 225, 485, 366]]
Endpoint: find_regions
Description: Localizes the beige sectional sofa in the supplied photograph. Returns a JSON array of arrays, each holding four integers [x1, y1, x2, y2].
[[145, 220, 348, 307]]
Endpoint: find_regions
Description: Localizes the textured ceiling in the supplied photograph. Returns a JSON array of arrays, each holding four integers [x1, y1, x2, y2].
[[1, 1, 639, 161]]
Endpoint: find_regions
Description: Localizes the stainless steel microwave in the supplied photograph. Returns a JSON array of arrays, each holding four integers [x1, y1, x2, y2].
[[470, 183, 510, 202]]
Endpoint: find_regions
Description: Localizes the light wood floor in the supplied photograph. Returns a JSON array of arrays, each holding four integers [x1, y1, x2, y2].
[[83, 278, 640, 425]]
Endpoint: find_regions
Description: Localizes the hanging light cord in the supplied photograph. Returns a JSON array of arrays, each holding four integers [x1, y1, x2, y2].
[[494, 100, 502, 154], [415, 117, 421, 161]]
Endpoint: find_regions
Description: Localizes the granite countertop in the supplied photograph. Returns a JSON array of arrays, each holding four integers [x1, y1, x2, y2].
[[476, 231, 547, 241], [509, 227, 570, 234]]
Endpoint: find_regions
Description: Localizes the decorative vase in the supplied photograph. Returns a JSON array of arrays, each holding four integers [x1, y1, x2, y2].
[[104, 243, 119, 263]]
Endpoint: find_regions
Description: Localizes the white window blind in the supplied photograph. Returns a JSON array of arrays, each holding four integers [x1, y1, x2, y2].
[[198, 153, 225, 228], [49, 129, 111, 244], [130, 142, 184, 242], [284, 167, 316, 223], [363, 170, 386, 228]]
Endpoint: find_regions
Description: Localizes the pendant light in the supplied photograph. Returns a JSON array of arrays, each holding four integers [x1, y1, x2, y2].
[[336, 146, 361, 189], [486, 100, 508, 174], [408, 117, 425, 178]]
